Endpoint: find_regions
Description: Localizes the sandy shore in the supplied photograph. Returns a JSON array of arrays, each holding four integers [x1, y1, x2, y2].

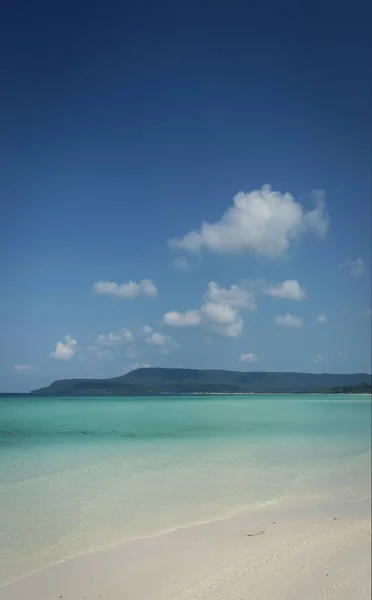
[[1, 497, 370, 600]]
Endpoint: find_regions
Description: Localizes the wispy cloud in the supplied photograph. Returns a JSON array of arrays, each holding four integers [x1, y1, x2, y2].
[[95, 328, 135, 346], [145, 332, 178, 354], [13, 364, 34, 371], [130, 362, 150, 370], [240, 353, 258, 363], [93, 279, 157, 298], [339, 258, 365, 277], [275, 313, 304, 328], [314, 353, 325, 363], [171, 256, 190, 270]]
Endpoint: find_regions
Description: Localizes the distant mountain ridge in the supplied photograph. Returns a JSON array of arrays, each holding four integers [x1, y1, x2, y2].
[[30, 367, 372, 396]]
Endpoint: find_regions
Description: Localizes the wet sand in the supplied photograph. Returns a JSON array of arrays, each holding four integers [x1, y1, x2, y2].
[[1, 496, 370, 600]]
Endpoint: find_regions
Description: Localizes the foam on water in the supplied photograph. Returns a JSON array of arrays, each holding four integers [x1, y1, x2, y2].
[[0, 394, 370, 585]]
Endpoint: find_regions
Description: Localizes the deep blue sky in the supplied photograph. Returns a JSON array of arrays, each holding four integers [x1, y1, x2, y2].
[[1, 0, 370, 391]]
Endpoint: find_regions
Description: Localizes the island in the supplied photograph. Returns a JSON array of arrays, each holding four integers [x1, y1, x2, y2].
[[29, 367, 372, 396]]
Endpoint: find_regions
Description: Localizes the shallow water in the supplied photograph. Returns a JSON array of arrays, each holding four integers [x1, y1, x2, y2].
[[0, 394, 370, 585]]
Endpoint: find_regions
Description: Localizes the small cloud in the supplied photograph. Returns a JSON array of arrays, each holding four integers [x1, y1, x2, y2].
[[93, 279, 157, 298], [162, 280, 254, 338], [339, 258, 365, 277], [130, 362, 150, 370], [86, 345, 113, 359], [264, 280, 306, 300], [50, 335, 78, 360], [275, 313, 304, 328], [138, 325, 153, 336], [163, 310, 201, 327], [171, 256, 190, 270], [169, 184, 329, 258], [13, 364, 34, 371], [96, 349, 113, 359], [200, 302, 243, 337], [95, 328, 135, 346], [314, 353, 325, 363], [205, 281, 256, 310], [145, 332, 178, 353], [317, 314, 327, 324], [240, 353, 258, 363]]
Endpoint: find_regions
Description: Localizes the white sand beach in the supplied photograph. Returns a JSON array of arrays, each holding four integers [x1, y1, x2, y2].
[[1, 496, 370, 600]]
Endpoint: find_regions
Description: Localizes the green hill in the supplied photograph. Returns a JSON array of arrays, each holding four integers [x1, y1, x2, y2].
[[30, 368, 372, 396]]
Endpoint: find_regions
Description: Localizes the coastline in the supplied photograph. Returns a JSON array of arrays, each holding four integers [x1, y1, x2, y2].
[[1, 495, 370, 600]]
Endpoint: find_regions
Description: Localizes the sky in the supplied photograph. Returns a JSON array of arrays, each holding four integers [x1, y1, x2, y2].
[[1, 0, 370, 392]]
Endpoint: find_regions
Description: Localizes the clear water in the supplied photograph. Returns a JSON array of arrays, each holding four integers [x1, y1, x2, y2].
[[0, 394, 370, 585]]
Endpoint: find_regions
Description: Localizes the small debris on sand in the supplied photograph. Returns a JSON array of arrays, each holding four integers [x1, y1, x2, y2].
[[244, 527, 265, 537]]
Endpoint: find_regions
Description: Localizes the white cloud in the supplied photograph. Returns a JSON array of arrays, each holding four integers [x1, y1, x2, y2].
[[240, 353, 258, 363], [138, 325, 153, 336], [13, 364, 34, 371], [169, 184, 329, 258], [146, 332, 167, 346], [205, 281, 256, 309], [264, 280, 306, 300], [171, 256, 190, 270], [275, 313, 304, 328], [317, 314, 327, 324], [339, 258, 365, 277], [50, 335, 78, 360], [163, 310, 201, 327], [130, 362, 150, 370], [93, 279, 157, 298], [201, 302, 243, 337], [162, 281, 255, 338], [95, 328, 135, 346], [145, 332, 178, 353], [200, 302, 237, 325]]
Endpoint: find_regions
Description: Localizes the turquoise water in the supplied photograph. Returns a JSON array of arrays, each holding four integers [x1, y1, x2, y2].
[[0, 394, 371, 585]]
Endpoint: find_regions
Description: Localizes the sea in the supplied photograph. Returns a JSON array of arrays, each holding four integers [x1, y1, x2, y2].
[[0, 394, 371, 586]]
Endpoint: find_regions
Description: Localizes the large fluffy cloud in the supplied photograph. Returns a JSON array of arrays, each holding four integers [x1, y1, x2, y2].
[[264, 280, 306, 300], [93, 279, 157, 298], [50, 335, 78, 360], [169, 185, 329, 258]]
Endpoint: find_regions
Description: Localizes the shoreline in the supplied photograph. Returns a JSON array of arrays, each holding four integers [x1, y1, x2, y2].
[[2, 392, 371, 398], [1, 495, 370, 600]]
